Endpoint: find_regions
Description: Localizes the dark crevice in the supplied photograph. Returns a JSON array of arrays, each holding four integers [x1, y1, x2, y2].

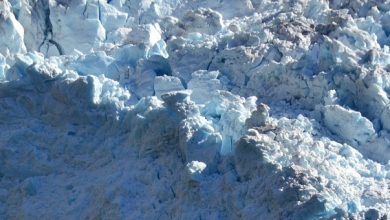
[[179, 77, 188, 89], [37, 0, 63, 55], [206, 58, 214, 71], [48, 39, 64, 55], [170, 186, 176, 198], [206, 52, 218, 71], [82, 3, 88, 17], [206, 50, 219, 71], [97, 0, 102, 23]]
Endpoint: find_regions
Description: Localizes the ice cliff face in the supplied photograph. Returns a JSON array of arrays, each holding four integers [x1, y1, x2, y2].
[[1, 0, 390, 219]]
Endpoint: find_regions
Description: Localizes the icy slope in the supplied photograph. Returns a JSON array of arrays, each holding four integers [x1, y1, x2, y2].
[[0, 0, 390, 219]]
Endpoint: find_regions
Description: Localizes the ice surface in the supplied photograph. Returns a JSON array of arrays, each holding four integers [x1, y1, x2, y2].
[[1, 0, 390, 219], [323, 104, 376, 145], [0, 0, 26, 56], [154, 75, 184, 97], [187, 70, 222, 104]]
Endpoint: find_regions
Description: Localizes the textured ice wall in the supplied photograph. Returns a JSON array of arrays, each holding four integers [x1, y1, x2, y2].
[[0, 0, 390, 219]]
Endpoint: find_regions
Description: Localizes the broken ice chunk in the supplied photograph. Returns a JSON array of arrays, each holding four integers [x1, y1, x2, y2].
[[323, 90, 338, 105], [187, 70, 222, 104], [99, 2, 128, 33], [146, 39, 169, 59], [154, 75, 184, 97], [181, 8, 223, 35], [0, 0, 26, 56], [323, 105, 376, 145], [127, 23, 162, 47], [245, 103, 270, 128], [203, 91, 257, 155], [186, 161, 207, 182], [49, 1, 106, 55], [70, 51, 117, 79]]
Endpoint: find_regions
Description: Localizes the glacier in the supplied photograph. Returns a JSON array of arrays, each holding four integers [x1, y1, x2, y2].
[[0, 0, 390, 219]]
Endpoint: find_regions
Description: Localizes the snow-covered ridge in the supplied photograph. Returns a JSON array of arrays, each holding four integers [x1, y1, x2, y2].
[[0, 0, 390, 219]]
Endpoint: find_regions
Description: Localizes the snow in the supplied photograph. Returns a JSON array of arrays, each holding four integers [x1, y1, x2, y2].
[[1, 0, 390, 219]]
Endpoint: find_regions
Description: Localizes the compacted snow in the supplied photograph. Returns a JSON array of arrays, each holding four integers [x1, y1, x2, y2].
[[0, 0, 390, 219]]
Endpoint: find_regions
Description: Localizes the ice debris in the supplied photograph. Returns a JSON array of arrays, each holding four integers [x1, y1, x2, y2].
[[0, 0, 390, 219]]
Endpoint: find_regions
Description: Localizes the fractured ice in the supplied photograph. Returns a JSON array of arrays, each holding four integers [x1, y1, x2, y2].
[[0, 0, 390, 219]]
